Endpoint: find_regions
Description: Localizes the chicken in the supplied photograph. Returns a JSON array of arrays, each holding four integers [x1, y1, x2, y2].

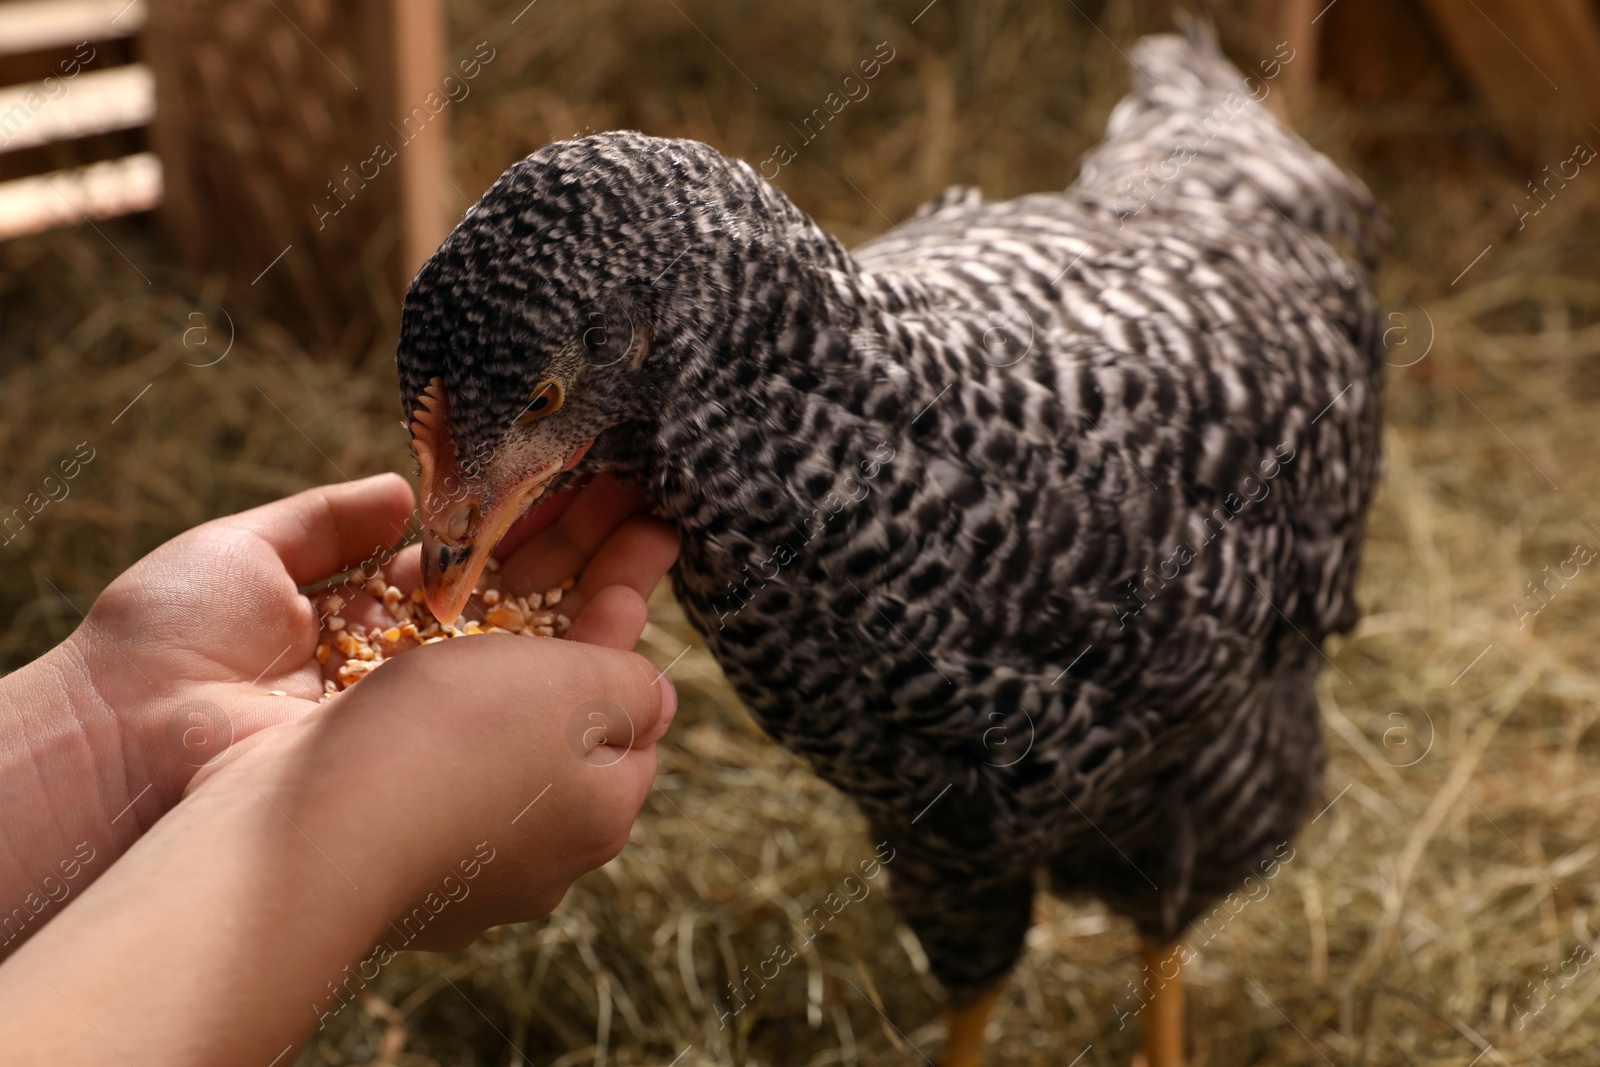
[[396, 24, 1382, 1066]]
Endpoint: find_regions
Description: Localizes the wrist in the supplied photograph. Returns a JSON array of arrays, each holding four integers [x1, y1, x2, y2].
[[56, 623, 185, 823], [62, 613, 224, 826], [0, 635, 132, 953]]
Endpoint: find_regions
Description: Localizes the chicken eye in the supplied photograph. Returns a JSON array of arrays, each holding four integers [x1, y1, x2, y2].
[[518, 379, 563, 423]]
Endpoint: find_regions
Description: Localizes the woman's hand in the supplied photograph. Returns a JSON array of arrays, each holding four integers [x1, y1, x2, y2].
[[0, 471, 682, 1065], [0, 471, 677, 956], [75, 471, 674, 806], [0, 606, 676, 1066]]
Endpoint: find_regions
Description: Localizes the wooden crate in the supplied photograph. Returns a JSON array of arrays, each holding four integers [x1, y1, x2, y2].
[[143, 0, 450, 348], [0, 0, 156, 237]]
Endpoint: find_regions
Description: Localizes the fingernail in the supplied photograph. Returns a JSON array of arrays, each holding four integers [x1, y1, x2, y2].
[[658, 676, 677, 729]]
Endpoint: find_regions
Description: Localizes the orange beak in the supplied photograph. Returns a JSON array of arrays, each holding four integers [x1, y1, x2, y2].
[[409, 378, 593, 625], [419, 472, 554, 625]]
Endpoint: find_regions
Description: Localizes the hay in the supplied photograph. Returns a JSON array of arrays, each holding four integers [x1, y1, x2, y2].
[[4, 0, 1600, 1063]]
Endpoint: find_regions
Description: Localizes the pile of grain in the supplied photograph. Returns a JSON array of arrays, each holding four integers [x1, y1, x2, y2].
[[315, 559, 574, 698]]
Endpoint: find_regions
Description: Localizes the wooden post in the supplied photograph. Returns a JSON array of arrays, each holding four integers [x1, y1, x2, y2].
[[1272, 0, 1320, 122], [144, 0, 451, 351], [393, 0, 451, 285], [1414, 0, 1600, 163]]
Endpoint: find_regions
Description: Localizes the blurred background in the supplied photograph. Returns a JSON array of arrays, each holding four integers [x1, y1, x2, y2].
[[3, 0, 1600, 1063]]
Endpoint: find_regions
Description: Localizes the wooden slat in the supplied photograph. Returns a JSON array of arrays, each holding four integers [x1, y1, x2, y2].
[[1417, 0, 1600, 161], [0, 64, 154, 153], [0, 151, 161, 239], [0, 0, 146, 57]]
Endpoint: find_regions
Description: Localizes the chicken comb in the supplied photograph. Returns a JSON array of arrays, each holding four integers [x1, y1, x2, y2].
[[409, 377, 452, 514]]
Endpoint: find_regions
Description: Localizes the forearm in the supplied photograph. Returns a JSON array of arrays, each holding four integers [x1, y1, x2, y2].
[[0, 719, 418, 1066], [0, 629, 668, 1064], [0, 639, 136, 957]]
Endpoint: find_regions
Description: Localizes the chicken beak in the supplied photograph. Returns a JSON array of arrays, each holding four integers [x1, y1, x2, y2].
[[420, 472, 551, 625], [418, 437, 596, 625]]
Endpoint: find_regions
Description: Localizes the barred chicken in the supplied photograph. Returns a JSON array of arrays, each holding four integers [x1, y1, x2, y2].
[[396, 25, 1382, 1067]]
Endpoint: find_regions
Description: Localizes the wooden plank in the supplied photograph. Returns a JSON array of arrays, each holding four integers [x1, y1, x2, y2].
[[392, 0, 451, 281], [1416, 0, 1600, 161], [0, 64, 154, 153], [0, 0, 145, 57], [0, 151, 161, 239]]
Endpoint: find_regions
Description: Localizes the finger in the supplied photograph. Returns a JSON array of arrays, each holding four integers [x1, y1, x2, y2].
[[490, 474, 590, 560], [217, 474, 416, 587], [558, 646, 671, 758], [595, 744, 660, 824], [512, 472, 650, 558], [606, 652, 675, 751], [557, 516, 678, 621], [497, 473, 657, 593], [563, 583, 649, 649], [377, 543, 422, 592], [386, 636, 670, 753], [637, 675, 676, 747]]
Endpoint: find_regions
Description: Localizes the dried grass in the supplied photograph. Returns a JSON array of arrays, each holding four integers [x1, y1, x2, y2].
[[4, 0, 1600, 1064]]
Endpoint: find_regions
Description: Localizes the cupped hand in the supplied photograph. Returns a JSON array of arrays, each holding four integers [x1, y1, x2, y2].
[[188, 627, 677, 949], [65, 471, 678, 831], [0, 619, 677, 1065]]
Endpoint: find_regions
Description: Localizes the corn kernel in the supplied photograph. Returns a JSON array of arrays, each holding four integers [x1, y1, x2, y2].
[[486, 604, 525, 630]]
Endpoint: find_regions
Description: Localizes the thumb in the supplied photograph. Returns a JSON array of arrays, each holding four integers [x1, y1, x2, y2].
[[213, 473, 416, 587]]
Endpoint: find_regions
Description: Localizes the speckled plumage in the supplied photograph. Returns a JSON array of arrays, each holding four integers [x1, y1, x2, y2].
[[398, 29, 1383, 1005]]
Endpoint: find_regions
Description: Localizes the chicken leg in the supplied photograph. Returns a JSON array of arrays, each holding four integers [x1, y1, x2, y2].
[[941, 983, 1005, 1067], [1135, 940, 1186, 1067]]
